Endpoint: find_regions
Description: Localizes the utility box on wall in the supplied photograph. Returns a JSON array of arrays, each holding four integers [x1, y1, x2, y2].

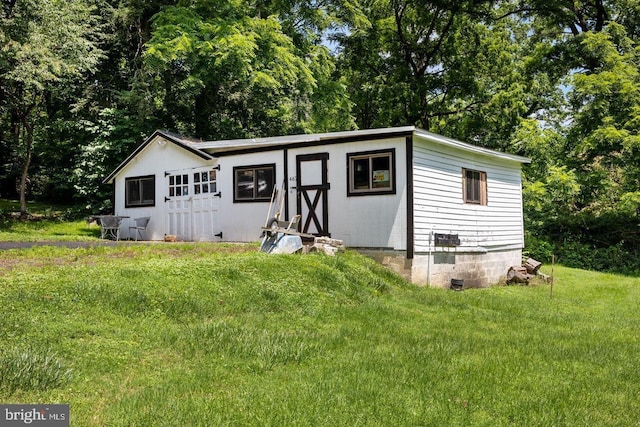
[[434, 233, 461, 246]]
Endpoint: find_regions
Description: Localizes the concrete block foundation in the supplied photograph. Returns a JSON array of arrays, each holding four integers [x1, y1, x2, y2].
[[357, 248, 522, 289]]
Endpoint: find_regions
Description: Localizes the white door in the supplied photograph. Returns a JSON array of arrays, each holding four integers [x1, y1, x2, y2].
[[166, 170, 192, 241], [166, 167, 221, 241], [296, 153, 330, 236], [191, 167, 221, 241]]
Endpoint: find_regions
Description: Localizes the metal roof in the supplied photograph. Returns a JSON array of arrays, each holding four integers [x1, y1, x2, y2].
[[104, 126, 530, 183], [189, 126, 416, 153]]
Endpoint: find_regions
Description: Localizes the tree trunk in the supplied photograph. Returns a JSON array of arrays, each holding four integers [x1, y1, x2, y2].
[[18, 118, 34, 220]]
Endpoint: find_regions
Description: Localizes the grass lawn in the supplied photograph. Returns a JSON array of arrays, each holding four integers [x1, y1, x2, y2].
[[0, 199, 101, 242], [0, 243, 639, 426]]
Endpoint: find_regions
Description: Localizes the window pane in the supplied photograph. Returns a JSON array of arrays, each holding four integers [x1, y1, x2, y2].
[[176, 186, 182, 197], [353, 158, 370, 189], [169, 176, 174, 186], [127, 180, 140, 204], [194, 173, 200, 183], [465, 170, 482, 203], [194, 185, 200, 195], [236, 170, 254, 199], [371, 156, 390, 188], [209, 171, 216, 181], [210, 183, 217, 193], [256, 168, 274, 198], [465, 171, 473, 201], [141, 178, 155, 203], [202, 184, 208, 193], [182, 186, 189, 196]]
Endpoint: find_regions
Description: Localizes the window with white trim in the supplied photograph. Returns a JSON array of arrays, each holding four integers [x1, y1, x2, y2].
[[125, 175, 155, 207], [463, 168, 487, 205], [347, 149, 395, 196]]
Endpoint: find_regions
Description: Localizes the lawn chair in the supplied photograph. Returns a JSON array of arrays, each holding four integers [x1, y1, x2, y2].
[[99, 216, 123, 241], [129, 217, 150, 241]]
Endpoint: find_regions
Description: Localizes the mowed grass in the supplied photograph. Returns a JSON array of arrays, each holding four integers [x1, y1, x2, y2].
[[0, 199, 101, 241], [0, 244, 639, 426]]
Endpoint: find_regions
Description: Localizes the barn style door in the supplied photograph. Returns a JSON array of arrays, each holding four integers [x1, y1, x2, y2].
[[166, 170, 192, 241], [165, 166, 221, 241], [296, 153, 330, 236]]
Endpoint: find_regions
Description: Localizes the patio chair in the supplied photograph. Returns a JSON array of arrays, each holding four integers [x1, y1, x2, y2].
[[129, 217, 150, 241], [100, 216, 122, 241]]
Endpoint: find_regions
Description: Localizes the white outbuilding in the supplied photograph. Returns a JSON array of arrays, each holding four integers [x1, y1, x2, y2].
[[104, 126, 530, 288]]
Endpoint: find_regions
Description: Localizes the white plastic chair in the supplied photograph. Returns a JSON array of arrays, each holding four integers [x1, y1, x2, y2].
[[129, 217, 150, 241], [100, 216, 123, 241]]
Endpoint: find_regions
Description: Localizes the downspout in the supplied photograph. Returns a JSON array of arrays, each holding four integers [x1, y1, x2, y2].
[[283, 148, 289, 220], [428, 227, 433, 286], [405, 135, 414, 260]]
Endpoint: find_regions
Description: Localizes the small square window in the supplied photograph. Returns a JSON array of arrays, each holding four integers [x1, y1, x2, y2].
[[190, 169, 218, 195], [463, 168, 487, 205], [168, 173, 189, 198], [347, 149, 395, 196]]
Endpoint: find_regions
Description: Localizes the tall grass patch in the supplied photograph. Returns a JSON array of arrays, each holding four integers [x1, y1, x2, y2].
[[0, 347, 72, 394]]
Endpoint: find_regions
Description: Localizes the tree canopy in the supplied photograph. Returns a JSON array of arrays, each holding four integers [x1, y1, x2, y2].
[[1, 0, 639, 272]]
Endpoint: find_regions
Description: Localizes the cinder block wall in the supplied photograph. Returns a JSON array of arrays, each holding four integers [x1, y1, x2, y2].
[[411, 249, 522, 288], [357, 248, 522, 289]]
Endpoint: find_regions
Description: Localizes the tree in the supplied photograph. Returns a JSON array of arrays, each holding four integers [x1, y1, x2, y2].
[[333, 0, 558, 148], [140, 0, 353, 140], [0, 0, 103, 217]]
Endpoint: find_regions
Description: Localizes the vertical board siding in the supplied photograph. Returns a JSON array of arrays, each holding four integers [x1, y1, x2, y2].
[[115, 136, 212, 240], [412, 139, 525, 253], [288, 138, 407, 249]]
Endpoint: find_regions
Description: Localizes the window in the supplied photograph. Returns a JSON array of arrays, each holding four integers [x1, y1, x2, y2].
[[125, 175, 155, 207], [347, 149, 395, 196], [463, 168, 487, 205], [194, 170, 217, 195], [233, 164, 275, 202], [168, 173, 189, 197]]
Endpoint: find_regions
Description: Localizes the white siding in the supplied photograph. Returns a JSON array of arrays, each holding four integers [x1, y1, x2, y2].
[[113, 135, 214, 240], [287, 137, 407, 249], [412, 137, 525, 253], [217, 151, 284, 242]]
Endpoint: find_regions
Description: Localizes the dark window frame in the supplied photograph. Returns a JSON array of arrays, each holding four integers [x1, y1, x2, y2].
[[233, 164, 276, 203], [347, 148, 396, 196], [125, 175, 156, 208], [462, 168, 487, 205]]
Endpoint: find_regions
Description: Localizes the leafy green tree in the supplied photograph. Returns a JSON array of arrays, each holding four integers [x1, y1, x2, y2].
[[563, 23, 640, 238], [0, 0, 103, 217], [334, 0, 560, 148], [141, 1, 352, 139]]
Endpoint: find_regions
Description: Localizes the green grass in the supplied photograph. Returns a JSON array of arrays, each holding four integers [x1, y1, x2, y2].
[[1, 244, 639, 426], [0, 218, 101, 241], [0, 199, 101, 241]]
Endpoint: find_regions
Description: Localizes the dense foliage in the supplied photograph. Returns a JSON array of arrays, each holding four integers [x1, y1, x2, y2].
[[1, 0, 639, 272]]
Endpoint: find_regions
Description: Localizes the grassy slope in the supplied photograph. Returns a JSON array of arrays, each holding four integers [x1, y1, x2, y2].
[[0, 244, 639, 426]]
